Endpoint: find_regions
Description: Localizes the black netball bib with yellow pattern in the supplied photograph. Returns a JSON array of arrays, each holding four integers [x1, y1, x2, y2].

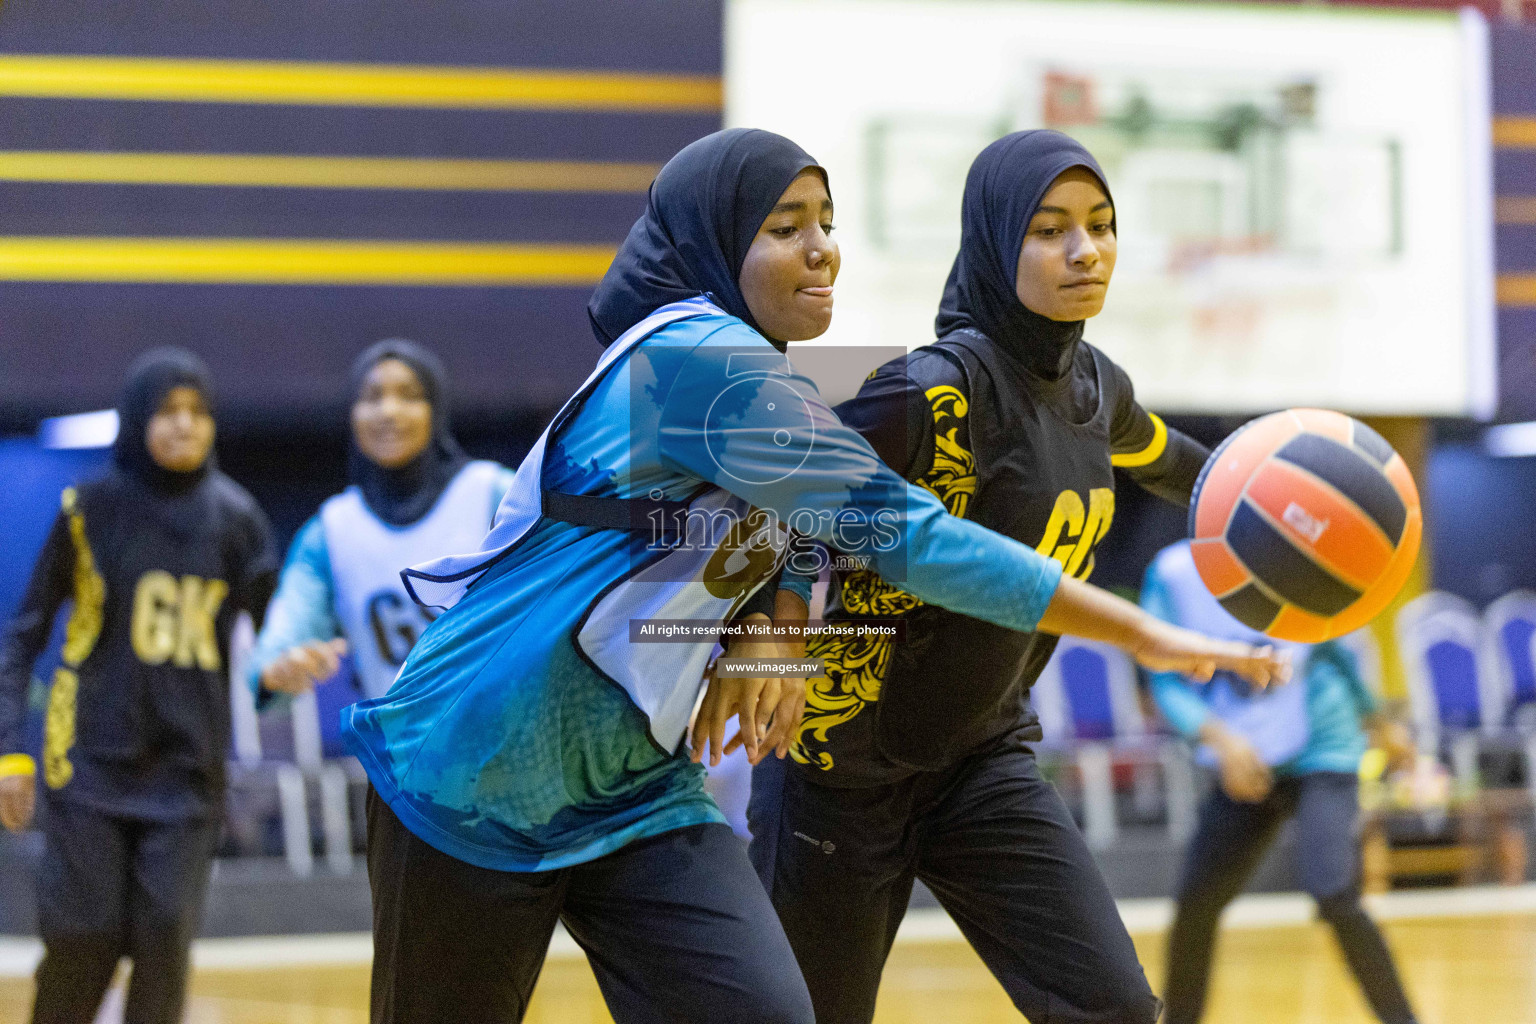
[[792, 329, 1180, 786], [0, 470, 276, 820]]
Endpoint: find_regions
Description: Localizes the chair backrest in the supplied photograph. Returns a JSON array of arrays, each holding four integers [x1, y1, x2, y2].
[[285, 659, 363, 766], [1483, 590, 1536, 723], [1396, 591, 1500, 736], [257, 701, 299, 763], [1036, 638, 1146, 742], [227, 611, 263, 767]]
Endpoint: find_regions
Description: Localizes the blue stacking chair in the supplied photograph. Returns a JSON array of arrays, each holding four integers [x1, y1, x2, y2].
[[1484, 591, 1536, 731], [1396, 592, 1519, 789], [1035, 638, 1194, 848]]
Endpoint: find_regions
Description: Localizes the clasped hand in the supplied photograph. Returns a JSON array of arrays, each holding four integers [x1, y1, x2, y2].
[[690, 613, 807, 768]]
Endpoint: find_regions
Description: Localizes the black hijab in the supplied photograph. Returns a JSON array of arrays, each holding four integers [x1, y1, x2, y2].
[[587, 127, 825, 351], [347, 339, 469, 528], [113, 346, 216, 495], [935, 130, 1114, 381]]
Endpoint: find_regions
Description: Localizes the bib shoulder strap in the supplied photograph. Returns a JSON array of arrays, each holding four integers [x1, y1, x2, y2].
[[541, 489, 693, 543], [538, 299, 723, 542], [400, 298, 723, 612], [926, 333, 987, 401]]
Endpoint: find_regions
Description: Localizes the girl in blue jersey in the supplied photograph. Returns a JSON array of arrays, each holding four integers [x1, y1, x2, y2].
[[251, 340, 513, 703], [1142, 540, 1419, 1024], [340, 128, 1286, 1023]]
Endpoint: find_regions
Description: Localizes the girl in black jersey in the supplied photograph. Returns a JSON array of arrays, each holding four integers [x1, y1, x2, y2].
[[749, 131, 1211, 1023], [0, 349, 277, 1024]]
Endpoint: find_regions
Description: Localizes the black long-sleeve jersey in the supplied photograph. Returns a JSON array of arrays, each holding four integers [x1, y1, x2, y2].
[[0, 470, 277, 819]]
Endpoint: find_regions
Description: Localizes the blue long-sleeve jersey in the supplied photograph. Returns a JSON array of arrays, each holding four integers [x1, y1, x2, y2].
[[341, 312, 1066, 871]]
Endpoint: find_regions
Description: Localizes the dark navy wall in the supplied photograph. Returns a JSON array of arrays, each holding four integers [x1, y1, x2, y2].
[[1425, 440, 1536, 604], [0, 0, 722, 70], [0, 0, 723, 431], [1493, 24, 1536, 422]]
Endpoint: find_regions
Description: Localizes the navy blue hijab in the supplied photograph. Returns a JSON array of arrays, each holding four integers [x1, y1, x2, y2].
[[587, 128, 825, 350], [113, 346, 216, 495], [348, 339, 469, 527], [935, 130, 1114, 381]]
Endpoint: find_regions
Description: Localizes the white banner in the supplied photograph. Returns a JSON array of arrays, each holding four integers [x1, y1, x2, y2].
[[728, 0, 1495, 416]]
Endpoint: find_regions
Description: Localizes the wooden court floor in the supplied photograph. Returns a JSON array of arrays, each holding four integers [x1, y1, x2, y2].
[[2, 913, 1533, 1023]]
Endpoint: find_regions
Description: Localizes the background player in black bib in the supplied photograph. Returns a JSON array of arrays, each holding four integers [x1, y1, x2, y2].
[[749, 131, 1217, 1023], [0, 349, 278, 1024]]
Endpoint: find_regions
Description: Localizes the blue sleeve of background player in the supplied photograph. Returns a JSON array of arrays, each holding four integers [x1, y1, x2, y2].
[[654, 324, 1062, 635], [1140, 568, 1212, 739], [247, 515, 342, 701], [1312, 640, 1379, 720]]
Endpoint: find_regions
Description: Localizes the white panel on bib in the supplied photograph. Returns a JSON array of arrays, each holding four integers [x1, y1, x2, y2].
[[401, 298, 784, 752], [577, 488, 785, 751], [322, 460, 502, 699]]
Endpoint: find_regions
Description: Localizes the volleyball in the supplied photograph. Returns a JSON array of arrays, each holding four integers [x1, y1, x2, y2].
[[1189, 409, 1422, 642]]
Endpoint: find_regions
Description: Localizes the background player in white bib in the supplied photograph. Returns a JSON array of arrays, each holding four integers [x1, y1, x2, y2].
[[250, 340, 512, 702], [1142, 540, 1420, 1024]]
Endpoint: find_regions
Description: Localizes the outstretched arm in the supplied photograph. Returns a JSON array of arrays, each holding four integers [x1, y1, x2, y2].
[[249, 517, 347, 701], [1040, 573, 1286, 688], [656, 329, 1287, 687]]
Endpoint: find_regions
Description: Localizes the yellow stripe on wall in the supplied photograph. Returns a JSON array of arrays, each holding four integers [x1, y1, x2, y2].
[[1496, 197, 1536, 226], [1493, 117, 1536, 149], [0, 237, 616, 286], [0, 54, 722, 112], [1497, 275, 1536, 308], [0, 151, 659, 193]]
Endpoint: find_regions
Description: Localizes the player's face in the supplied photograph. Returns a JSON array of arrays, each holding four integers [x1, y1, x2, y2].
[[1014, 167, 1116, 321], [352, 358, 433, 469], [738, 170, 839, 343], [145, 386, 215, 473]]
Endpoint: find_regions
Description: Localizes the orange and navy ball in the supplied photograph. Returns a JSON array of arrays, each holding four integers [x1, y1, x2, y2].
[[1189, 409, 1422, 643]]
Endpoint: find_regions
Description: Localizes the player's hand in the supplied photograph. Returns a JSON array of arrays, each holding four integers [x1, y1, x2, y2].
[[1209, 729, 1273, 803], [261, 638, 349, 695], [693, 669, 774, 768], [725, 589, 811, 762], [1130, 618, 1291, 688], [692, 614, 806, 767], [0, 772, 36, 833], [723, 654, 807, 764]]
